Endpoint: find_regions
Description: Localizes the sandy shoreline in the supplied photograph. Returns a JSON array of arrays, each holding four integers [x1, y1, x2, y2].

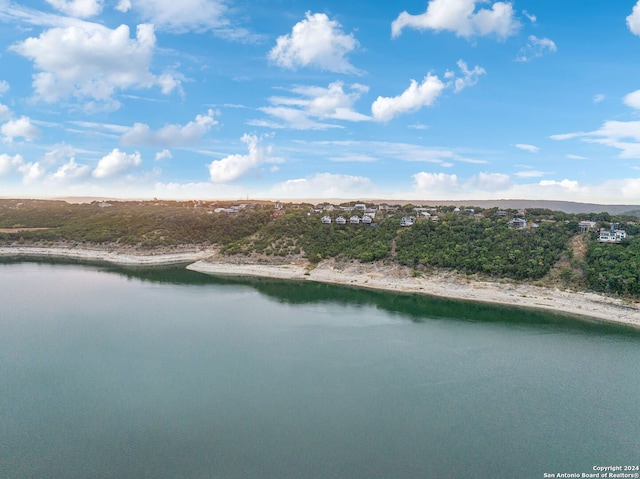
[[0, 245, 215, 265], [2, 245, 640, 329]]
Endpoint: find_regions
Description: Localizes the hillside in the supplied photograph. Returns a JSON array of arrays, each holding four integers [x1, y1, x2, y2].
[[2, 198, 640, 298]]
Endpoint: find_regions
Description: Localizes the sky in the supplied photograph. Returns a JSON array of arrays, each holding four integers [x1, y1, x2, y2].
[[2, 0, 640, 203]]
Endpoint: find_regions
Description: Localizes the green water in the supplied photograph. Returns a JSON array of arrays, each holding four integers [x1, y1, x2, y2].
[[1, 261, 639, 479]]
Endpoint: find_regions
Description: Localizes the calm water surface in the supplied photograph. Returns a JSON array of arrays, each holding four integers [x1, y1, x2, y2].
[[1, 261, 639, 479]]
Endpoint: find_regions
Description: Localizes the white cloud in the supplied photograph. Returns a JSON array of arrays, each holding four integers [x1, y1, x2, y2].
[[17, 161, 47, 184], [0, 104, 10, 121], [516, 35, 557, 62], [412, 172, 459, 191], [523, 10, 536, 23], [372, 74, 445, 122], [92, 148, 142, 178], [0, 153, 23, 176], [408, 123, 430, 130], [554, 120, 640, 159], [392, 0, 520, 39], [448, 59, 485, 92], [51, 158, 91, 181], [115, 0, 131, 12], [0, 80, 9, 95], [255, 82, 370, 130], [127, 0, 239, 35], [515, 143, 539, 153], [593, 93, 605, 103], [566, 154, 587, 160], [155, 149, 173, 161], [514, 170, 546, 178], [1, 116, 42, 142], [270, 173, 373, 198], [208, 134, 273, 183], [269, 12, 360, 73], [328, 154, 377, 163], [11, 23, 180, 107], [627, 1, 640, 36], [121, 110, 217, 146], [45, 0, 103, 18], [624, 90, 640, 109]]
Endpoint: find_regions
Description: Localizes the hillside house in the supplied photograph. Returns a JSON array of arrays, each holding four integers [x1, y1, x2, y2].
[[350, 215, 361, 224], [335, 216, 347, 225], [400, 216, 415, 227], [321, 216, 332, 224], [354, 203, 366, 211], [508, 218, 527, 229], [362, 215, 372, 224], [578, 221, 597, 233], [598, 228, 627, 243]]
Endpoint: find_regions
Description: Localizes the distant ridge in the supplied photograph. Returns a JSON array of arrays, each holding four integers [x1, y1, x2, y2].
[[10, 196, 640, 215]]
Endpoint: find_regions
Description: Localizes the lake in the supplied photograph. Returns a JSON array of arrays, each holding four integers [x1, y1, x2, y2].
[[1, 261, 639, 479]]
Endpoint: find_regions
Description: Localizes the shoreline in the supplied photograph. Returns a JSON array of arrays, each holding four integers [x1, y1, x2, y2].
[[0, 245, 215, 266], [2, 245, 640, 329]]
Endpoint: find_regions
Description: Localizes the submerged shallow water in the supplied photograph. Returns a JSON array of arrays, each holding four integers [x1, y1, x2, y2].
[[1, 261, 639, 479]]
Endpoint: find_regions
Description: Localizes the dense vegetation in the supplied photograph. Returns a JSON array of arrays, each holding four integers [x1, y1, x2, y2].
[[394, 215, 574, 280], [3, 198, 640, 298]]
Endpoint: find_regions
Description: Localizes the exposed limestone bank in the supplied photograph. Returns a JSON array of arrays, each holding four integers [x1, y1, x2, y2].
[[1, 245, 639, 329], [0, 246, 215, 266], [188, 259, 640, 329]]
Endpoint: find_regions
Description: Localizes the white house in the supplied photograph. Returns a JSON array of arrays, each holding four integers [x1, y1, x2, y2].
[[335, 216, 347, 225], [362, 215, 372, 224], [578, 221, 597, 233], [400, 216, 414, 227], [350, 215, 361, 224], [321, 216, 332, 224], [598, 228, 627, 243]]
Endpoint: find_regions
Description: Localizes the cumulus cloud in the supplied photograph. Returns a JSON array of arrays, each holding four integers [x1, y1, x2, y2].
[[51, 158, 91, 181], [391, 0, 520, 39], [371, 74, 445, 122], [0, 153, 24, 176], [45, 0, 103, 18], [627, 1, 640, 36], [115, 0, 131, 13], [92, 148, 142, 178], [155, 149, 173, 161], [0, 80, 9, 95], [269, 12, 360, 73], [255, 82, 370, 130], [271, 172, 373, 198], [623, 90, 640, 109], [121, 110, 217, 146], [11, 23, 180, 107], [1, 116, 42, 142], [515, 143, 539, 153], [516, 35, 557, 62], [208, 134, 273, 183]]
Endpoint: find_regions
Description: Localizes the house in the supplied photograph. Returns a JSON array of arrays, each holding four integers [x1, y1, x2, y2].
[[400, 216, 414, 227], [321, 216, 332, 224], [419, 211, 431, 218], [335, 216, 347, 225], [598, 228, 627, 243], [350, 215, 361, 224], [496, 210, 509, 217], [364, 208, 377, 218], [453, 207, 461, 213], [578, 221, 597, 233], [354, 203, 366, 211], [508, 218, 527, 229], [362, 215, 372, 224]]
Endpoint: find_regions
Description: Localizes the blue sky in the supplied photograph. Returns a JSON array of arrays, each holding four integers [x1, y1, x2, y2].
[[2, 0, 640, 203]]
